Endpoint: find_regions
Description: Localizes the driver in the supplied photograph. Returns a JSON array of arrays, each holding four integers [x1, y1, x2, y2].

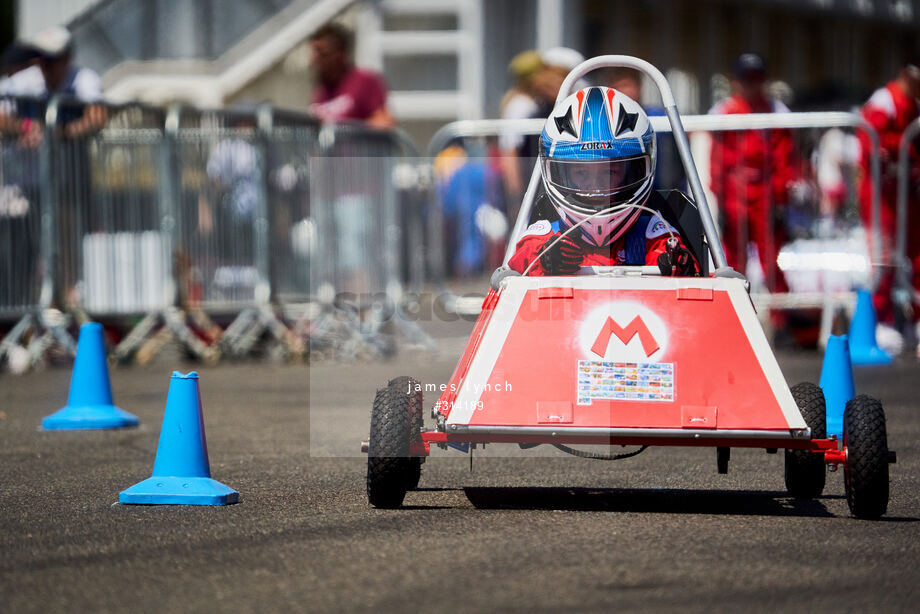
[[508, 86, 697, 276]]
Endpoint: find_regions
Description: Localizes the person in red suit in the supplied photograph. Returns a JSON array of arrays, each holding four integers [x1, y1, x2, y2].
[[858, 53, 920, 336], [708, 53, 799, 300]]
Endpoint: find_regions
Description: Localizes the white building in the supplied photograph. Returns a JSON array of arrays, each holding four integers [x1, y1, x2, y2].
[[13, 0, 920, 145]]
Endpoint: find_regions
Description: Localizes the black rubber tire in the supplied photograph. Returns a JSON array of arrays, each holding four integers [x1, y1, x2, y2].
[[844, 395, 889, 520], [403, 377, 424, 491], [405, 458, 422, 491], [784, 382, 827, 498], [366, 377, 422, 508]]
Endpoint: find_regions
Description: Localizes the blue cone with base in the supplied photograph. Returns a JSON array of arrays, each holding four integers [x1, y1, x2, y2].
[[819, 334, 856, 439], [120, 371, 237, 505], [848, 288, 892, 365], [42, 322, 139, 430]]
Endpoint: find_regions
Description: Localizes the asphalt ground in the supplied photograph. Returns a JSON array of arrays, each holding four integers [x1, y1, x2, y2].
[[2, 315, 920, 613]]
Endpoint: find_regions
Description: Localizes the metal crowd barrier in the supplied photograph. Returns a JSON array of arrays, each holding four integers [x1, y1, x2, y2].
[[0, 95, 433, 371], [53, 100, 169, 315], [427, 112, 884, 342], [0, 95, 79, 370], [307, 122, 434, 356]]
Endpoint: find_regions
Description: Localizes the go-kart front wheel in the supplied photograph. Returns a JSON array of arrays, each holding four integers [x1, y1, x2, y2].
[[366, 376, 423, 508], [405, 458, 422, 492], [784, 382, 827, 498], [844, 395, 889, 520]]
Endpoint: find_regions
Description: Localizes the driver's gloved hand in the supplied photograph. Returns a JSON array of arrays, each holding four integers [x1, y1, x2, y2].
[[657, 237, 695, 276], [539, 235, 583, 275]]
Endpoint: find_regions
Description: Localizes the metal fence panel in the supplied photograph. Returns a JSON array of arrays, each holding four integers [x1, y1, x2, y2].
[[1, 95, 435, 369], [310, 125, 402, 305], [265, 124, 319, 305], [44, 99, 171, 317], [0, 96, 45, 319], [171, 121, 268, 313]]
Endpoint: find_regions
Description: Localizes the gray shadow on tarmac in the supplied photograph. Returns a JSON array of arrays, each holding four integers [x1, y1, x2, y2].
[[413, 487, 463, 492], [398, 487, 463, 509], [463, 487, 838, 517]]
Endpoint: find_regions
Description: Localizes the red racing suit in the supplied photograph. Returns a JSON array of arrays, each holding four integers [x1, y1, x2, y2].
[[858, 80, 920, 323], [709, 94, 798, 293], [508, 216, 691, 275]]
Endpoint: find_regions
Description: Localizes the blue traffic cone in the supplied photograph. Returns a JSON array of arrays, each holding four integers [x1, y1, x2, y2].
[[120, 371, 238, 505], [42, 322, 139, 430], [848, 288, 892, 365], [819, 334, 856, 439]]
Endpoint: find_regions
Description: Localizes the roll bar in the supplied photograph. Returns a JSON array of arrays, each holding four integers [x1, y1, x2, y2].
[[502, 55, 729, 271], [433, 111, 884, 287]]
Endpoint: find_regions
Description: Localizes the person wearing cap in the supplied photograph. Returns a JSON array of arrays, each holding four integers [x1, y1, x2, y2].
[[858, 51, 920, 348], [498, 50, 546, 204], [0, 26, 104, 142], [499, 50, 543, 118], [535, 47, 587, 112], [0, 26, 106, 314], [708, 53, 799, 330], [0, 42, 38, 78], [499, 47, 587, 213], [498, 50, 546, 155], [31, 26, 101, 100]]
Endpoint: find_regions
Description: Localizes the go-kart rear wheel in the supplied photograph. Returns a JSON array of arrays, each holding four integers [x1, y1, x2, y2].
[[366, 376, 423, 508], [843, 395, 889, 520], [784, 382, 827, 498]]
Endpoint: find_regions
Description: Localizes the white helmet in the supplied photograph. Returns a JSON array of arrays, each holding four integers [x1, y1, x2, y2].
[[539, 86, 656, 247]]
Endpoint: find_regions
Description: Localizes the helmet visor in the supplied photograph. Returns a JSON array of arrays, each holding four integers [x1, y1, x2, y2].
[[543, 153, 652, 211]]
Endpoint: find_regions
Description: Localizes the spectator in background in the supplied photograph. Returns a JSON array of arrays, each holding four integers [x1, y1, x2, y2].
[[539, 47, 586, 94], [536, 47, 588, 119], [498, 47, 585, 219], [308, 23, 394, 128], [499, 50, 544, 118], [0, 41, 39, 213], [814, 128, 859, 231], [0, 26, 105, 313], [0, 41, 37, 78], [439, 139, 507, 277], [199, 115, 261, 236], [0, 26, 105, 141], [608, 67, 684, 190], [308, 24, 394, 295], [498, 50, 547, 206], [858, 51, 920, 350], [709, 53, 799, 307], [607, 67, 644, 106], [194, 113, 262, 302]]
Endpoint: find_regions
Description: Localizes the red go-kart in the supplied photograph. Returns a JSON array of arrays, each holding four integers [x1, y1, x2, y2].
[[364, 56, 893, 519]]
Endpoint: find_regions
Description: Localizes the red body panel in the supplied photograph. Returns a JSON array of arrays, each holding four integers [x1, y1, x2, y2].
[[437, 277, 802, 435], [435, 290, 499, 417]]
